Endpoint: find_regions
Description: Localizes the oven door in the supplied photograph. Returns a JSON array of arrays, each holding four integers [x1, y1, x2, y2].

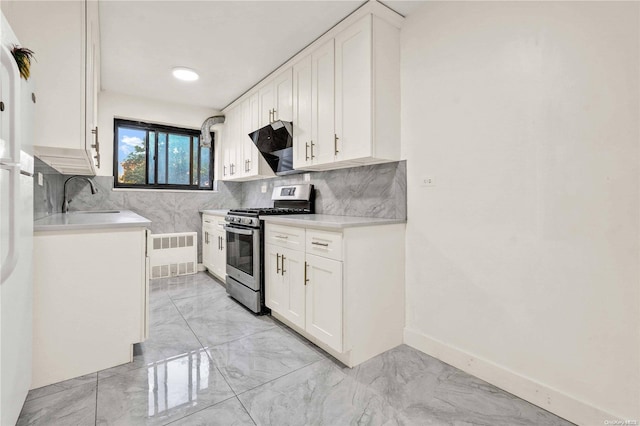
[[224, 224, 261, 291]]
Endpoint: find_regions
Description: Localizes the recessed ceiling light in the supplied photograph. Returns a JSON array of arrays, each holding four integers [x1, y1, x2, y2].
[[172, 67, 199, 82]]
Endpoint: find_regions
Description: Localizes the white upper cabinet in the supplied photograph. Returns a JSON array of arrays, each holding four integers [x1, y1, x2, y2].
[[221, 2, 402, 176], [259, 68, 293, 127], [310, 39, 336, 167], [334, 15, 372, 165], [221, 93, 274, 181], [292, 55, 313, 169], [332, 14, 401, 169], [293, 40, 336, 169], [4, 0, 101, 175]]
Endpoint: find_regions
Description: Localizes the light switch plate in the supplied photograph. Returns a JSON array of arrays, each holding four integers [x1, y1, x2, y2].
[[37, 172, 43, 186], [261, 184, 267, 193]]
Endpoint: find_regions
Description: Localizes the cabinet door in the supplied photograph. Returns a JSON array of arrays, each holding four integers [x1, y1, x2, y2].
[[85, 0, 100, 170], [335, 15, 372, 163], [212, 229, 226, 279], [311, 39, 336, 166], [240, 97, 252, 177], [293, 55, 313, 169], [245, 92, 261, 175], [202, 221, 215, 270], [259, 84, 274, 127], [273, 68, 293, 122], [265, 244, 284, 312], [280, 247, 306, 329], [222, 106, 240, 180], [305, 253, 342, 352]]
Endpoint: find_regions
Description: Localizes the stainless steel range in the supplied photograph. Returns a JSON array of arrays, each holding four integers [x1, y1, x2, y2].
[[224, 184, 314, 313]]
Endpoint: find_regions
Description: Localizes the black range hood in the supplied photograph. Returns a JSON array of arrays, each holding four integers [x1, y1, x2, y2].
[[249, 121, 301, 176]]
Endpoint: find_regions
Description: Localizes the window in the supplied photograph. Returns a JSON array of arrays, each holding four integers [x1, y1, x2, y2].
[[114, 119, 213, 190]]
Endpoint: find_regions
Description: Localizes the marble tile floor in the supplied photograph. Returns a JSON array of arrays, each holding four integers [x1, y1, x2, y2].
[[17, 272, 574, 426]]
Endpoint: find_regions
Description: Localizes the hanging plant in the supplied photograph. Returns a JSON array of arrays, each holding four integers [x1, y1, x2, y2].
[[10, 45, 35, 80]]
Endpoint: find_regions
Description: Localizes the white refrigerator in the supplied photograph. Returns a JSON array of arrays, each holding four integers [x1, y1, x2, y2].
[[0, 12, 35, 426]]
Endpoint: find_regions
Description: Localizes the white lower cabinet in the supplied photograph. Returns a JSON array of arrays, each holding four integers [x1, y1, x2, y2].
[[265, 244, 306, 329], [202, 213, 226, 281], [305, 253, 342, 352], [32, 227, 149, 388], [264, 221, 405, 367]]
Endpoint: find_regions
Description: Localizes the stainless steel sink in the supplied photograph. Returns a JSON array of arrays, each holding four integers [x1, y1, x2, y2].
[[69, 210, 121, 214]]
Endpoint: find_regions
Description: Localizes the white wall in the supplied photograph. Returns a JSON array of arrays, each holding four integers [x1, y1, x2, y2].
[[97, 91, 220, 176], [401, 2, 639, 424]]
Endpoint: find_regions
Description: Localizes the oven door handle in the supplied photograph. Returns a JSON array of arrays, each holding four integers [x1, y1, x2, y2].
[[223, 225, 255, 236]]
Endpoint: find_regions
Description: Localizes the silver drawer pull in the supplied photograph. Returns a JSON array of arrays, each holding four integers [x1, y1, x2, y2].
[[311, 241, 329, 247], [275, 235, 289, 239]]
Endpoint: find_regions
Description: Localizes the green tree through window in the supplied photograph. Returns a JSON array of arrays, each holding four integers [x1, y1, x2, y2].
[[114, 119, 213, 190]]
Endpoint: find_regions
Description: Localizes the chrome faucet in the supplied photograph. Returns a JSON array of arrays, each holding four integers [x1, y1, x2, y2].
[[62, 176, 98, 213]]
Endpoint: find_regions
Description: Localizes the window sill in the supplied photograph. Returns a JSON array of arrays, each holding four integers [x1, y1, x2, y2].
[[111, 188, 218, 194]]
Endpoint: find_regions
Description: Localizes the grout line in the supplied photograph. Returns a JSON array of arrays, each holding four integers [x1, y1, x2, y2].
[[94, 373, 98, 426], [160, 395, 238, 426], [168, 297, 210, 355], [236, 395, 258, 426], [234, 356, 328, 398]]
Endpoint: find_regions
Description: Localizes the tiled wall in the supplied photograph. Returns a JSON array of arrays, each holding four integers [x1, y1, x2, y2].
[[33, 157, 66, 220], [34, 158, 406, 262], [242, 161, 407, 220]]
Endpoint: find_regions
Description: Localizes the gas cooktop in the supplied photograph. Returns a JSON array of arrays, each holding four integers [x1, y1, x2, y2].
[[228, 207, 311, 217]]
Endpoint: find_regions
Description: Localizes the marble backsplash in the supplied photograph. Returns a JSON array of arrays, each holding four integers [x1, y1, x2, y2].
[[34, 158, 66, 220], [33, 157, 406, 262], [242, 161, 407, 220]]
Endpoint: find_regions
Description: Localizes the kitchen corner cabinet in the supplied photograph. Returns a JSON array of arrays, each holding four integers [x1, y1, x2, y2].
[[3, 0, 100, 175], [264, 222, 405, 367], [32, 226, 149, 388], [202, 213, 226, 281]]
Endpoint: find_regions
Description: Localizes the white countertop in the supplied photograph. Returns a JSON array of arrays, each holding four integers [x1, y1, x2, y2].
[[200, 209, 229, 216], [34, 210, 151, 232], [260, 214, 406, 230]]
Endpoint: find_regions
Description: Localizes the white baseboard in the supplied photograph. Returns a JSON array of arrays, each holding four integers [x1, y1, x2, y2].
[[404, 327, 622, 426]]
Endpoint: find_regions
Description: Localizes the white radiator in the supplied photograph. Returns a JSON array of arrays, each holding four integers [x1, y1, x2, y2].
[[148, 232, 197, 279]]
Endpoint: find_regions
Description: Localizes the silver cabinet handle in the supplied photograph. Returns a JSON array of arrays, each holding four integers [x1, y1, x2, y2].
[[273, 108, 277, 121], [276, 253, 281, 274], [311, 241, 329, 247], [275, 235, 288, 239], [223, 165, 227, 176], [304, 261, 309, 285], [91, 127, 100, 151], [305, 142, 310, 161], [204, 231, 208, 244], [281, 255, 286, 275], [310, 141, 315, 159], [334, 134, 339, 155]]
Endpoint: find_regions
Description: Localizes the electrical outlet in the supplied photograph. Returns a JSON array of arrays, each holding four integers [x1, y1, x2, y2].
[[421, 176, 436, 187], [304, 173, 311, 182], [261, 184, 267, 193]]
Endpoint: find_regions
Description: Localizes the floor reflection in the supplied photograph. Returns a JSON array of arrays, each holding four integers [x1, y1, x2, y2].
[[147, 348, 211, 417]]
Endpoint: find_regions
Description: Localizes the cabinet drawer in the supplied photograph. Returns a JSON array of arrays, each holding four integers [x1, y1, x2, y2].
[[203, 215, 226, 231], [265, 224, 305, 249], [306, 229, 343, 260]]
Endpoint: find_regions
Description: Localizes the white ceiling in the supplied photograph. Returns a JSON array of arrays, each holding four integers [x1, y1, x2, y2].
[[99, 1, 422, 111]]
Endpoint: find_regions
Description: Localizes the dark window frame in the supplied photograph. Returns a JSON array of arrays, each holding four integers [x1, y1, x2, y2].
[[113, 119, 214, 191]]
